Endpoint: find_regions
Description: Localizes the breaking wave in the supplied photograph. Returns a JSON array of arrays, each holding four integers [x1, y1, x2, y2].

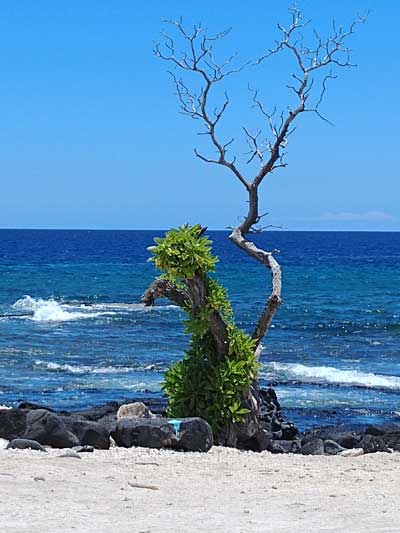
[[33, 360, 161, 375], [12, 296, 114, 322], [263, 362, 400, 391], [87, 302, 179, 312], [10, 296, 179, 323]]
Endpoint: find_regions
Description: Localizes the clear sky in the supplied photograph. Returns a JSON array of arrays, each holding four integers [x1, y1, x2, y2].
[[0, 0, 398, 231]]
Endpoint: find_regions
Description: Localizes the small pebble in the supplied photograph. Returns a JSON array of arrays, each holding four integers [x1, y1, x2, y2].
[[58, 451, 82, 460], [72, 445, 94, 453], [339, 448, 364, 458]]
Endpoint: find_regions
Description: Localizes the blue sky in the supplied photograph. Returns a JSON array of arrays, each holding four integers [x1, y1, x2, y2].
[[0, 0, 398, 230]]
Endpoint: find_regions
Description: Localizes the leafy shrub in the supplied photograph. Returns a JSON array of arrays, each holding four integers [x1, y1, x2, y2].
[[148, 224, 217, 279], [148, 225, 259, 434]]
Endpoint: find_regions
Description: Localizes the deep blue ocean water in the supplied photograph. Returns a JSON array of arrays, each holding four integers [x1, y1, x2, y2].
[[0, 229, 399, 430]]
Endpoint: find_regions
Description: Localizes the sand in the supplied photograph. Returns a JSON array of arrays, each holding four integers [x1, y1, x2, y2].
[[0, 446, 399, 532]]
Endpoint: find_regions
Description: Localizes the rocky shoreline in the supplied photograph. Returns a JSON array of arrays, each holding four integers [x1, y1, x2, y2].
[[1, 389, 399, 456]]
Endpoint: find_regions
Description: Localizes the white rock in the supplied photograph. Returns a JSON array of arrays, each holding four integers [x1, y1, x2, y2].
[[0, 438, 9, 450], [339, 448, 364, 457], [117, 402, 155, 420]]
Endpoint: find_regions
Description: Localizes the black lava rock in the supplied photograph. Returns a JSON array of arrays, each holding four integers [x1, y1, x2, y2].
[[256, 387, 299, 444], [272, 439, 300, 454], [6, 438, 47, 452], [359, 434, 388, 453], [381, 433, 400, 452], [94, 413, 118, 433], [62, 418, 110, 450], [24, 409, 80, 448], [302, 426, 362, 449], [237, 430, 274, 452], [324, 439, 346, 455], [176, 418, 214, 452], [300, 438, 325, 455], [280, 422, 298, 440], [0, 409, 27, 440], [111, 417, 213, 452]]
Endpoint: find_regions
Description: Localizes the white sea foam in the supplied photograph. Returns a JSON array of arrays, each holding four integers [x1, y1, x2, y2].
[[34, 361, 93, 374], [34, 360, 161, 375], [11, 296, 178, 322], [263, 362, 400, 390], [88, 302, 179, 312], [12, 296, 115, 323]]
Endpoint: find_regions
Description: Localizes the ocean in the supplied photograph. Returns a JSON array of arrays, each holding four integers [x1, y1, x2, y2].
[[0, 229, 399, 430]]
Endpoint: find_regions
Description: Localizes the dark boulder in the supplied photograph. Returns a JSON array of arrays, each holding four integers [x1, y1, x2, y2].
[[95, 413, 118, 433], [280, 422, 298, 440], [269, 441, 285, 454], [272, 439, 300, 454], [302, 426, 362, 449], [176, 418, 213, 452], [324, 439, 346, 455], [24, 409, 79, 448], [359, 434, 388, 453], [0, 409, 27, 440], [237, 430, 273, 452], [111, 417, 213, 452], [6, 438, 47, 452], [259, 388, 284, 430], [382, 433, 400, 452], [328, 432, 361, 449], [67, 405, 119, 434], [300, 438, 324, 455], [256, 387, 298, 446], [62, 418, 110, 450], [112, 418, 173, 449]]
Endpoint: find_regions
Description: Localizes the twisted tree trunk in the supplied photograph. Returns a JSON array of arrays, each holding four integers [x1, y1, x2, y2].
[[141, 254, 280, 448]]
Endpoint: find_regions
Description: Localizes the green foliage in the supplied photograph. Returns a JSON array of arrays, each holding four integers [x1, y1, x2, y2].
[[163, 326, 258, 431], [148, 224, 217, 279], [148, 224, 259, 434], [206, 278, 233, 319]]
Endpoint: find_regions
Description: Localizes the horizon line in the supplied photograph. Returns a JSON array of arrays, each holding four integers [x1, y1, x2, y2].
[[0, 227, 399, 233]]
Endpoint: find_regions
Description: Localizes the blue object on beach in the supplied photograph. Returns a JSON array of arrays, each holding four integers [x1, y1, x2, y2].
[[169, 419, 182, 439]]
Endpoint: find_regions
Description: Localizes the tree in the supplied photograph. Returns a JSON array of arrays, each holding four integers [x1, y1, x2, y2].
[[142, 7, 365, 447]]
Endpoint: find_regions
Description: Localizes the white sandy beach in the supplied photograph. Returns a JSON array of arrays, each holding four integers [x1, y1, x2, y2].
[[0, 447, 399, 533]]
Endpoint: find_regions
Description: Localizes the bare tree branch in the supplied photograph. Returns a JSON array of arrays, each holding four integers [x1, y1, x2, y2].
[[141, 278, 190, 308], [155, 20, 251, 191], [155, 9, 365, 347]]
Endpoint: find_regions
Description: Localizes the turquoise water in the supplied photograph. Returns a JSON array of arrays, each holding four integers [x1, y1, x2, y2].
[[0, 229, 399, 429]]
